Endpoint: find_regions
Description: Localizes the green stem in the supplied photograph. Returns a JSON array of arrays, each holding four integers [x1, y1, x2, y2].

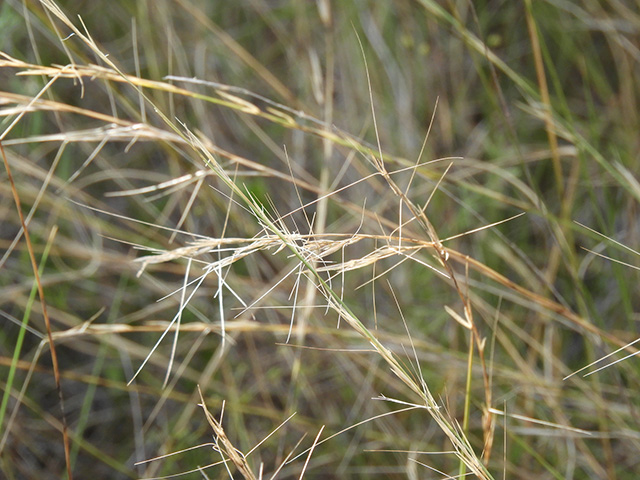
[[460, 331, 475, 479]]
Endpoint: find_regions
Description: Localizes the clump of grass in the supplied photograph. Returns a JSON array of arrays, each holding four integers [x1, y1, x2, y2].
[[2, 1, 640, 479]]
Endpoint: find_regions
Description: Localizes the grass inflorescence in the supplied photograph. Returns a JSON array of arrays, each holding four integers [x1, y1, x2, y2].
[[2, 1, 640, 479]]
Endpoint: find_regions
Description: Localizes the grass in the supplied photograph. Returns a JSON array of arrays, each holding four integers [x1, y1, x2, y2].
[[1, 0, 640, 478]]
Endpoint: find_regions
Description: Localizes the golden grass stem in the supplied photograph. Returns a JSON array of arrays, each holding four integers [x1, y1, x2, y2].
[[1, 141, 72, 479]]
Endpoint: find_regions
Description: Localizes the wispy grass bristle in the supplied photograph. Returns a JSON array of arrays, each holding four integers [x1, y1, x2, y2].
[[2, 1, 640, 479]]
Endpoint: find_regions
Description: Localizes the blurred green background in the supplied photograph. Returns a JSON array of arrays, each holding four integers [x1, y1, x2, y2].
[[1, 1, 640, 478]]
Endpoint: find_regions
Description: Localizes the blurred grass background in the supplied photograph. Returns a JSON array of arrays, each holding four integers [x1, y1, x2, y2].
[[1, 0, 640, 478]]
